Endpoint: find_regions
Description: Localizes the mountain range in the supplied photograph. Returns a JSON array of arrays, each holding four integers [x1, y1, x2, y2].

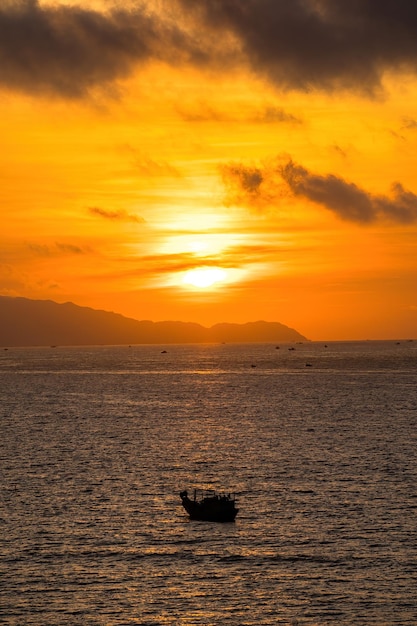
[[0, 296, 307, 346]]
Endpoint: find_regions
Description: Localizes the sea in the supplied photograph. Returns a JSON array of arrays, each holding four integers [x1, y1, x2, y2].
[[1, 340, 416, 625]]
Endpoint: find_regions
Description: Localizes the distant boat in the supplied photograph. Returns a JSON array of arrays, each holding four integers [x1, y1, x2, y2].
[[180, 489, 238, 522]]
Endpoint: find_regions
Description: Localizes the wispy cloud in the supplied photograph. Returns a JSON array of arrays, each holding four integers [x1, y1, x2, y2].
[[88, 207, 144, 223], [27, 241, 86, 257], [94, 242, 280, 283], [250, 106, 302, 125], [132, 156, 181, 178], [221, 157, 417, 224], [177, 103, 233, 123], [177, 102, 302, 125], [177, 102, 303, 125], [55, 243, 84, 255], [401, 117, 417, 131]]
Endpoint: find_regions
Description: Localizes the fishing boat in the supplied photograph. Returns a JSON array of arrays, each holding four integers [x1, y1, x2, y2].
[[179, 489, 238, 522]]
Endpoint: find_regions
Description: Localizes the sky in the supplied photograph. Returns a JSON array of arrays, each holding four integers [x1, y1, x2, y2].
[[2, 0, 417, 340]]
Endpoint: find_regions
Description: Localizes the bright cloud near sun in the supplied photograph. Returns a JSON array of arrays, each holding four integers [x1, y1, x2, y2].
[[182, 268, 227, 289]]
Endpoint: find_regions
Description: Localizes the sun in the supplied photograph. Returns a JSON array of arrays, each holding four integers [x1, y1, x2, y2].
[[182, 267, 227, 288]]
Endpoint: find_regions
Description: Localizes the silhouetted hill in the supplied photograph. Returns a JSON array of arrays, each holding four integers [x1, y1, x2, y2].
[[0, 296, 307, 346]]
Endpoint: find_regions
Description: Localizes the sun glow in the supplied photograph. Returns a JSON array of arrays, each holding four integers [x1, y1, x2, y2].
[[182, 267, 227, 288]]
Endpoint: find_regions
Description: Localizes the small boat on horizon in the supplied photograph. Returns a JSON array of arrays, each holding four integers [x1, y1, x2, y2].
[[180, 489, 238, 522]]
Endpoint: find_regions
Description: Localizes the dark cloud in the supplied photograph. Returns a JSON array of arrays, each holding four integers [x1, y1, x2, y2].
[[3, 1, 417, 98], [222, 163, 264, 194], [280, 160, 376, 222], [179, 0, 417, 94], [0, 0, 206, 98], [221, 159, 289, 210], [281, 161, 417, 224], [222, 157, 417, 224], [0, 1, 147, 96], [88, 206, 144, 222], [377, 182, 417, 224]]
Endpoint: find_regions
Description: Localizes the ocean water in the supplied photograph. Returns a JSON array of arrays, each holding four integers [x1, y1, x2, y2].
[[1, 340, 417, 625]]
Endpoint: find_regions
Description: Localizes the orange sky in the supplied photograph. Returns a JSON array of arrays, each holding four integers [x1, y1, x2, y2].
[[2, 0, 417, 340]]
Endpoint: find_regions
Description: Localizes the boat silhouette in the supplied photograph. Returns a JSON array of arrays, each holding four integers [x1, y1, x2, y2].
[[180, 489, 238, 522]]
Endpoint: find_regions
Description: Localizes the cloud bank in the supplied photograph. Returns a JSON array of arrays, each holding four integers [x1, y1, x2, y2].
[[222, 157, 417, 224], [180, 0, 417, 95], [0, 0, 203, 98], [3, 0, 417, 97]]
